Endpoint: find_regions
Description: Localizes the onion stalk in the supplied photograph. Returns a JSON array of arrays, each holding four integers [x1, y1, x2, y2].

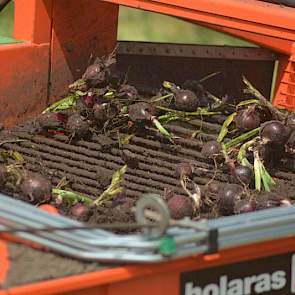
[[93, 165, 127, 206], [156, 106, 221, 116], [253, 149, 275, 191], [224, 127, 260, 149], [42, 91, 85, 113], [217, 112, 237, 142], [52, 189, 93, 205]]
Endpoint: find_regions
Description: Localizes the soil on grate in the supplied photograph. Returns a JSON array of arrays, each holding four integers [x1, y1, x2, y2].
[[0, 114, 295, 287], [1, 121, 295, 225], [2, 242, 110, 289]]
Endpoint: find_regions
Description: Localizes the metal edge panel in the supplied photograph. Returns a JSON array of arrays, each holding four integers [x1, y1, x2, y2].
[[118, 41, 277, 61]]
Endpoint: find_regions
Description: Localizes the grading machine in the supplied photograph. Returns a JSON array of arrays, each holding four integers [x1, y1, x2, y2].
[[0, 0, 295, 294]]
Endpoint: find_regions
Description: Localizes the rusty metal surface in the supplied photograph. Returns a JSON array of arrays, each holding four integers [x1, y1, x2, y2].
[[49, 0, 118, 102], [117, 43, 275, 99], [118, 41, 277, 61]]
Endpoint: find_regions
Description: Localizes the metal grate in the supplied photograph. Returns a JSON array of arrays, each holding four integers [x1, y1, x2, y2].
[[1, 115, 295, 204]]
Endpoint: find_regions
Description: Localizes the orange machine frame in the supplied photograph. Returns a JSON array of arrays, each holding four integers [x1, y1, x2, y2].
[[1, 0, 295, 128], [0, 1, 295, 293], [0, 0, 118, 127], [0, 236, 294, 294], [103, 0, 295, 110]]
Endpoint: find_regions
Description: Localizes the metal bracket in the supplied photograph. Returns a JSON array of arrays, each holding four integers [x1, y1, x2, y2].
[[206, 228, 219, 254], [135, 194, 170, 239], [118, 41, 276, 61]]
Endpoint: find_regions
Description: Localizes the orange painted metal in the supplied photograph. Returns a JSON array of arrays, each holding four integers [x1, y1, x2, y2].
[[0, 43, 50, 127], [0, 236, 294, 294], [0, 0, 118, 127], [1, 0, 295, 292], [200, 23, 293, 55], [14, 0, 53, 44], [272, 44, 295, 110], [49, 0, 118, 101], [103, 0, 295, 54], [103, 0, 295, 110], [0, 240, 9, 285], [38, 204, 59, 215]]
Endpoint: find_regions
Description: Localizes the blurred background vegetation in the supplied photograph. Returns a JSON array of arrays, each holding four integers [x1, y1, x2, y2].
[[118, 6, 251, 46], [0, 1, 252, 46], [0, 1, 13, 38]]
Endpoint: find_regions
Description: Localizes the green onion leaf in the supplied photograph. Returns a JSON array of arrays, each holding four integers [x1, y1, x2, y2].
[[217, 112, 237, 143]]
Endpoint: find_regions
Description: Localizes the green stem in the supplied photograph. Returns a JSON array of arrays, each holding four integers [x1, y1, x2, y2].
[[158, 114, 181, 124], [151, 93, 173, 102], [253, 150, 275, 191], [52, 189, 93, 205], [224, 127, 260, 149], [93, 165, 127, 206], [242, 76, 285, 121], [93, 187, 123, 206], [237, 139, 256, 168], [151, 117, 173, 139], [156, 106, 221, 116], [217, 112, 237, 143], [253, 150, 262, 191], [199, 71, 221, 83]]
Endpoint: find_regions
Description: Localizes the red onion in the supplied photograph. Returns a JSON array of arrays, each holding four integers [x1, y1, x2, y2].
[[83, 64, 106, 86], [206, 182, 220, 195], [167, 195, 194, 219], [175, 163, 193, 179], [20, 172, 52, 203], [231, 165, 253, 185], [65, 113, 90, 138], [83, 93, 96, 108], [201, 140, 222, 160], [260, 120, 288, 145], [219, 184, 244, 215], [70, 203, 90, 220], [174, 90, 199, 112], [37, 112, 66, 130], [93, 103, 108, 124], [128, 102, 155, 122], [117, 84, 138, 100], [234, 107, 261, 131], [285, 130, 295, 155], [234, 199, 257, 214]]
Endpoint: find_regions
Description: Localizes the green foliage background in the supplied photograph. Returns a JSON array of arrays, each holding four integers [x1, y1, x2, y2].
[[0, 1, 13, 37], [118, 7, 251, 46]]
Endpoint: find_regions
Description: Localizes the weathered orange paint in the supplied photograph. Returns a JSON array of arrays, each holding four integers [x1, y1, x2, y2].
[[14, 0, 53, 44], [0, 0, 118, 127], [38, 204, 59, 215], [0, 241, 9, 285], [103, 0, 295, 54], [1, 1, 295, 292], [272, 47, 295, 110], [49, 0, 118, 102], [104, 0, 295, 110], [201, 23, 293, 55], [0, 43, 49, 127], [0, 236, 295, 295]]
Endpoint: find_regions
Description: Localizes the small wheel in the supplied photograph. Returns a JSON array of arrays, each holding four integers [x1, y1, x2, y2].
[[135, 194, 170, 239]]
